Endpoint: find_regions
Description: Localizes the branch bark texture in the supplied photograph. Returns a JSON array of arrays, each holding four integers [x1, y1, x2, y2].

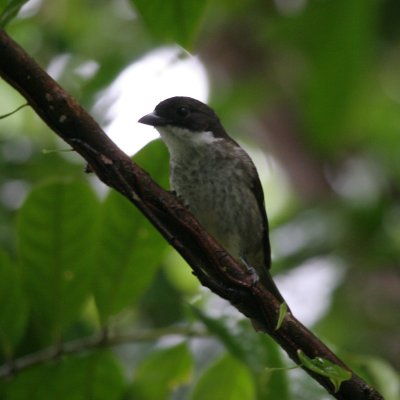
[[0, 29, 383, 400]]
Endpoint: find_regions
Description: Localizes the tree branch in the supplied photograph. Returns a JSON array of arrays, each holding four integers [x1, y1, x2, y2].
[[0, 29, 383, 400], [0, 326, 207, 378]]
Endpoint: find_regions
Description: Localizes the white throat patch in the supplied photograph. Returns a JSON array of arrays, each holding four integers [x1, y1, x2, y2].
[[157, 126, 220, 150]]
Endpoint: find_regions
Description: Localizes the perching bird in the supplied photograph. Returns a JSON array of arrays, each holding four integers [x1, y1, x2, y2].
[[139, 96, 284, 303]]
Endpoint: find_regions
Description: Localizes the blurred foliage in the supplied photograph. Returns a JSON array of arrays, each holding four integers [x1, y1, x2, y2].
[[190, 353, 256, 400], [3, 350, 125, 400], [131, 0, 208, 49], [1, 0, 400, 399], [0, 0, 29, 26], [129, 342, 193, 399]]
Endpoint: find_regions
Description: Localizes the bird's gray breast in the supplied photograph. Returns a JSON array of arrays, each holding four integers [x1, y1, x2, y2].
[[169, 141, 264, 262]]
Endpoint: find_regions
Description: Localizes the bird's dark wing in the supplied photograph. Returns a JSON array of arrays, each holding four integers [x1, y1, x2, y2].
[[236, 146, 272, 270], [250, 170, 272, 269]]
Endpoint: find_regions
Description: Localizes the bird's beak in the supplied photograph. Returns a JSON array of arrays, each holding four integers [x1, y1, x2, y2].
[[138, 112, 169, 127]]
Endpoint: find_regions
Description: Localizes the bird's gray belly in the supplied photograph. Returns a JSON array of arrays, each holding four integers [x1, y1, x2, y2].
[[170, 161, 264, 266]]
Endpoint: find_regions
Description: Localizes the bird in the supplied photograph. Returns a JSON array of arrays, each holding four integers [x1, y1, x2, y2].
[[138, 96, 284, 303]]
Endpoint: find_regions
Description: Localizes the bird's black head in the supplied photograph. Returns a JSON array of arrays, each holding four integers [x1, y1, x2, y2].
[[139, 97, 228, 137]]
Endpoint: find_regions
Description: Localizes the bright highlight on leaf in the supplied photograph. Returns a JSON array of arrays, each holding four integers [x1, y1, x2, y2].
[[297, 350, 352, 393]]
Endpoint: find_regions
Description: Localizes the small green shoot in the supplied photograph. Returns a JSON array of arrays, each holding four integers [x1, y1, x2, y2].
[[297, 350, 352, 392], [275, 302, 288, 331]]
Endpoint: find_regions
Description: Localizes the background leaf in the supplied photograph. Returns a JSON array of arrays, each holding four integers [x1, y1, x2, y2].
[[189, 307, 289, 399], [188, 305, 246, 360], [93, 140, 169, 322], [2, 351, 125, 400], [129, 342, 193, 400], [354, 356, 400, 400], [0, 0, 30, 27], [0, 250, 27, 357], [190, 353, 256, 400], [131, 0, 208, 48], [17, 180, 99, 341]]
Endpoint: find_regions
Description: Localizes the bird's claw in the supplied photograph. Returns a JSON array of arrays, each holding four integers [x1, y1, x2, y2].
[[240, 256, 259, 286]]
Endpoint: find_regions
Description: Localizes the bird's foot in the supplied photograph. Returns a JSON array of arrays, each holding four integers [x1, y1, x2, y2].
[[170, 190, 190, 208], [240, 256, 259, 286]]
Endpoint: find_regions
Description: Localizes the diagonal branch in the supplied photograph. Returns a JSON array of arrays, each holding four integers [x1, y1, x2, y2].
[[0, 29, 383, 400]]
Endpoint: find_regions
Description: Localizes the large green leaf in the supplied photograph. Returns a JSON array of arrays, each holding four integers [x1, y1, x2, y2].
[[0, 0, 29, 27], [17, 180, 99, 340], [0, 250, 27, 357], [189, 307, 289, 399], [231, 324, 290, 400], [130, 342, 193, 399], [2, 351, 125, 400], [292, 0, 377, 153], [93, 140, 169, 322], [131, 0, 208, 48], [190, 353, 256, 400], [354, 356, 400, 400]]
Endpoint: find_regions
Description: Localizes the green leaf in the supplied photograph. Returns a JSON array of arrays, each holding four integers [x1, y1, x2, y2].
[[188, 307, 290, 399], [17, 180, 99, 340], [275, 302, 288, 331], [0, 0, 29, 27], [231, 320, 290, 399], [297, 350, 352, 393], [130, 342, 193, 400], [93, 190, 166, 321], [94, 141, 169, 322], [188, 305, 246, 361], [3, 351, 125, 400], [131, 0, 208, 49], [295, 0, 377, 153], [354, 356, 400, 400], [133, 139, 170, 190], [0, 250, 27, 357], [190, 353, 256, 400], [254, 333, 290, 400]]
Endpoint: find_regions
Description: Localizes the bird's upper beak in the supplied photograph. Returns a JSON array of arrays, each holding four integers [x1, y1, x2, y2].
[[138, 112, 169, 127]]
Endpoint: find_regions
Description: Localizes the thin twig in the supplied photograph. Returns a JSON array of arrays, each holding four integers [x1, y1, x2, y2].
[[0, 326, 207, 379], [0, 102, 28, 119]]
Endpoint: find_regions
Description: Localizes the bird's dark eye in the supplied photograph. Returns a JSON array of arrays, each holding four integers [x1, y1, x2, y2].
[[177, 106, 189, 117]]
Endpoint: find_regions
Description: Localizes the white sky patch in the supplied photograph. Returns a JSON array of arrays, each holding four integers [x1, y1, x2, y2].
[[47, 54, 71, 81], [198, 257, 345, 328], [19, 0, 43, 19], [94, 47, 209, 155], [275, 257, 345, 326]]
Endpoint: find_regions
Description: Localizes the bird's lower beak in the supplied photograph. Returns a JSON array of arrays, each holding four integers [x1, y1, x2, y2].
[[138, 112, 169, 127]]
